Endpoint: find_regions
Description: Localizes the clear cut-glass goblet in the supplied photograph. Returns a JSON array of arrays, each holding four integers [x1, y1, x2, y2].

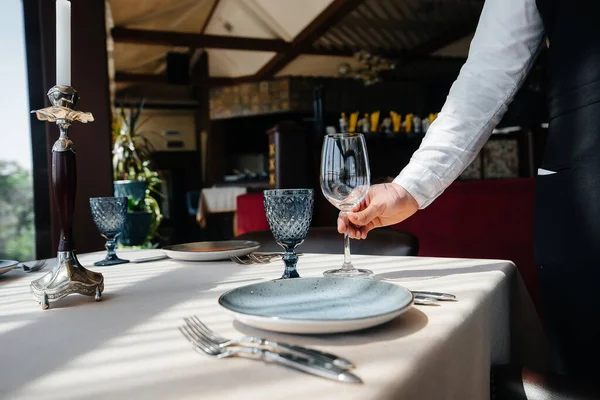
[[320, 133, 372, 277], [89, 197, 129, 266], [263, 189, 314, 279]]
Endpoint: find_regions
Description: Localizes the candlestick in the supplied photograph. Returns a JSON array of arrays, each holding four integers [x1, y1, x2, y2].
[[56, 0, 71, 86], [30, 86, 103, 310]]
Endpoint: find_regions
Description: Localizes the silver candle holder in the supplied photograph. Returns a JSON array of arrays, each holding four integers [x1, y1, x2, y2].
[[30, 85, 104, 309]]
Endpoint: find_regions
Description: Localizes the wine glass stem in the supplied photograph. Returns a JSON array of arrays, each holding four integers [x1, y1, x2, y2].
[[342, 229, 354, 271]]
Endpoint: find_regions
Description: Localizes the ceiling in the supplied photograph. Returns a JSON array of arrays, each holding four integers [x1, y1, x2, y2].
[[107, 0, 483, 102]]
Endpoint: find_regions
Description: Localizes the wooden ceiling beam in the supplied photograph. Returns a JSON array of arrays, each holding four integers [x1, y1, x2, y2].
[[111, 26, 368, 57], [112, 27, 288, 52], [253, 0, 366, 79]]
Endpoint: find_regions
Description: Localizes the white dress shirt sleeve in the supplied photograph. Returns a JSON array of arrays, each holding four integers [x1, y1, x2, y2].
[[393, 0, 545, 208]]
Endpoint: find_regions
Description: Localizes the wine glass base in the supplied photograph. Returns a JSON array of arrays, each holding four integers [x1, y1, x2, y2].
[[94, 257, 129, 266], [323, 268, 373, 278]]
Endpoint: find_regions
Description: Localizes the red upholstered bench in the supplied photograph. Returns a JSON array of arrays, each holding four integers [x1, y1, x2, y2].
[[236, 192, 269, 236], [393, 178, 539, 309], [236, 178, 539, 309]]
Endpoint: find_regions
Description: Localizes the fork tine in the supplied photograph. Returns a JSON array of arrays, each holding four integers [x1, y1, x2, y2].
[[187, 319, 218, 343], [184, 317, 219, 346], [180, 325, 221, 356], [188, 316, 226, 343], [229, 255, 252, 265], [179, 325, 195, 344], [248, 254, 270, 264]]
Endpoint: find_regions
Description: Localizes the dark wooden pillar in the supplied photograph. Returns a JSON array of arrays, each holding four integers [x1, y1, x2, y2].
[[31, 0, 113, 254], [192, 50, 224, 186]]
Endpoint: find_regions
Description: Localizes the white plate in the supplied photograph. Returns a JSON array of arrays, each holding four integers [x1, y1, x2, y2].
[[0, 260, 18, 276], [162, 241, 260, 261], [218, 277, 413, 334]]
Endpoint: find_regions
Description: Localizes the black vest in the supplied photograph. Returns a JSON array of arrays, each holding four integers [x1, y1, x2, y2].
[[534, 0, 600, 264], [533, 0, 600, 378]]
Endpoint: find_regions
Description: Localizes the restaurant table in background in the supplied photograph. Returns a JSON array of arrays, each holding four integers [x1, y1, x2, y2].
[[196, 186, 247, 237], [0, 251, 548, 400]]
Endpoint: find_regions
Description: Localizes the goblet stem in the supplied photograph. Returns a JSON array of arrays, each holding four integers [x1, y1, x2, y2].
[[105, 234, 118, 258], [281, 251, 300, 279], [94, 233, 129, 266]]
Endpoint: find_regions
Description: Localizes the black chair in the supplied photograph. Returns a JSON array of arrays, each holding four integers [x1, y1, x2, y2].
[[185, 190, 200, 217], [236, 226, 419, 256], [490, 365, 600, 400]]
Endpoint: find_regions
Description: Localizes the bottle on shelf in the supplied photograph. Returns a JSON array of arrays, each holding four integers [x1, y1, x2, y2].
[[339, 112, 348, 133]]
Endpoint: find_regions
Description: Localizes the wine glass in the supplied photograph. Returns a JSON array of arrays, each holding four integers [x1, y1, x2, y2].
[[320, 133, 372, 277], [89, 197, 129, 266], [263, 189, 314, 279]]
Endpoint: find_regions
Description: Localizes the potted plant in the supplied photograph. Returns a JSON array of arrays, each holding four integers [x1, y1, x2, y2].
[[112, 100, 164, 247]]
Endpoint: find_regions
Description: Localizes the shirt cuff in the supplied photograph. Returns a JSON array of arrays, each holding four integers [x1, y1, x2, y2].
[[392, 161, 444, 209]]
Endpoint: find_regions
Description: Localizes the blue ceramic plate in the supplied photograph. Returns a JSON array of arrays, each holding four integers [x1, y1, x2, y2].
[[0, 260, 18, 276], [218, 277, 414, 334]]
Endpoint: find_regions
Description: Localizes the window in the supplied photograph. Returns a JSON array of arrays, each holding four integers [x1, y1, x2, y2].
[[0, 0, 35, 261]]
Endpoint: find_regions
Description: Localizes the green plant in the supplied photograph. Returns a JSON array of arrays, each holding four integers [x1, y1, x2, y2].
[[0, 161, 35, 261], [112, 100, 164, 243]]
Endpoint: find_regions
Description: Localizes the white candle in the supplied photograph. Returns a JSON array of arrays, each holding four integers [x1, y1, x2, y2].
[[56, 0, 71, 86]]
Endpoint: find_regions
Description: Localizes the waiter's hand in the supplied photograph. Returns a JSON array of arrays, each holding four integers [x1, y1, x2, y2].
[[337, 183, 419, 239]]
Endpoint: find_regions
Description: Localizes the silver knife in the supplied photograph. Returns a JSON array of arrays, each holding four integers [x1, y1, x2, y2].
[[250, 347, 362, 383], [130, 255, 169, 263], [221, 335, 353, 369], [413, 296, 440, 306], [253, 338, 354, 369], [412, 291, 456, 301]]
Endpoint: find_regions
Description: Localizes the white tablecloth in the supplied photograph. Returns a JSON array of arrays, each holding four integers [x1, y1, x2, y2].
[[0, 251, 548, 400], [196, 187, 247, 229]]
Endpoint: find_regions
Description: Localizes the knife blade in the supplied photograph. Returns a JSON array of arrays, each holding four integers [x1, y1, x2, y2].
[[413, 296, 440, 306], [130, 255, 168, 263], [412, 291, 456, 301], [261, 348, 362, 383], [259, 338, 354, 369]]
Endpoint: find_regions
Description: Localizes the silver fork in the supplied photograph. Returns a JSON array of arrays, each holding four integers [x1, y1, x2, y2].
[[184, 315, 354, 369], [229, 253, 281, 265], [247, 253, 276, 264], [17, 260, 48, 273], [230, 252, 301, 265], [179, 323, 362, 383], [229, 255, 256, 265]]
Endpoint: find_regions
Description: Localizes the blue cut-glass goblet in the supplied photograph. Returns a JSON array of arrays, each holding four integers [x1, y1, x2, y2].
[[263, 189, 314, 279], [89, 197, 129, 266]]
